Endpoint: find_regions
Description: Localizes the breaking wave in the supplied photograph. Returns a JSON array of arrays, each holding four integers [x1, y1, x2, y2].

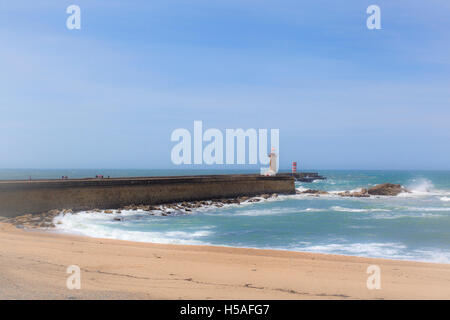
[[295, 242, 450, 263], [331, 206, 390, 213], [406, 178, 434, 193], [54, 212, 213, 245]]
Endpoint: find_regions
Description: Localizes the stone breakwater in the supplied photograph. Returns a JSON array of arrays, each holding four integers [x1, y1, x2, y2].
[[0, 174, 295, 218], [3, 193, 279, 229]]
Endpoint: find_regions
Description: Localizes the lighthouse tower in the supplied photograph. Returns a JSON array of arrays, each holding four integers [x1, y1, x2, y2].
[[269, 147, 277, 173], [261, 147, 278, 176]]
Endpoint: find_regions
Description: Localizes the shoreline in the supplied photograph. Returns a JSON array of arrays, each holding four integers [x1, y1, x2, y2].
[[31, 226, 450, 265], [1, 222, 449, 299], [47, 226, 450, 265]]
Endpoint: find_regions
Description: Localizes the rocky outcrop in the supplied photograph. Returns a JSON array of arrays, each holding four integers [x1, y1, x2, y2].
[[337, 188, 370, 198], [367, 183, 408, 196], [298, 189, 329, 195], [297, 184, 408, 198], [4, 209, 62, 229]]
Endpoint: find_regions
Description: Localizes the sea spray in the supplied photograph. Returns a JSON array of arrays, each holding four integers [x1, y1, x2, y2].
[[406, 178, 434, 194]]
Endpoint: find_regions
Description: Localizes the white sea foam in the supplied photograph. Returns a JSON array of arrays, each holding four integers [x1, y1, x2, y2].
[[299, 242, 406, 257], [295, 186, 309, 192], [286, 191, 340, 200], [295, 242, 450, 263], [440, 197, 450, 202], [362, 213, 443, 220], [331, 206, 391, 213], [303, 208, 325, 212], [228, 208, 289, 217], [397, 178, 450, 198], [54, 212, 213, 245], [209, 207, 326, 217], [412, 250, 450, 264], [406, 178, 434, 193], [407, 207, 450, 212]]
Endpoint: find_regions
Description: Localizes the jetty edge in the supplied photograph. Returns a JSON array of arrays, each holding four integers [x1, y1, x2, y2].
[[278, 172, 326, 182], [0, 174, 295, 218]]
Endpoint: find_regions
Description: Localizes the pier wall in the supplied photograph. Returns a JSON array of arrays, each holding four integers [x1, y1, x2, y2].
[[0, 175, 295, 217]]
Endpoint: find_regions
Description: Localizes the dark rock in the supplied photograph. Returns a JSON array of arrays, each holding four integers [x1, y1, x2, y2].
[[351, 188, 370, 197], [300, 189, 329, 195], [367, 183, 407, 196], [339, 188, 370, 198]]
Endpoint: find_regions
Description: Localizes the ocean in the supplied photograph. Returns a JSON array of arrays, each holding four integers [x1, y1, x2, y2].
[[2, 169, 449, 263]]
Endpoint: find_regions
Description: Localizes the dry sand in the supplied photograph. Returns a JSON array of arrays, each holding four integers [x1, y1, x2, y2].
[[0, 222, 449, 300]]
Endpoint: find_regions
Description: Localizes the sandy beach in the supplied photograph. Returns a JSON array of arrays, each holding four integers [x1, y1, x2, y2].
[[0, 222, 449, 300]]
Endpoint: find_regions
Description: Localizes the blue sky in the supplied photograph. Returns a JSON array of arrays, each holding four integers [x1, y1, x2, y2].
[[1, 1, 449, 170]]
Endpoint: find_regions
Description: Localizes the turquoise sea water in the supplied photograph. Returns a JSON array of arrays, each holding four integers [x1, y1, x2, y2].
[[3, 170, 449, 263]]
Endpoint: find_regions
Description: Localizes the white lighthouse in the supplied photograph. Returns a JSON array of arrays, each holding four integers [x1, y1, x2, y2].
[[261, 147, 278, 176]]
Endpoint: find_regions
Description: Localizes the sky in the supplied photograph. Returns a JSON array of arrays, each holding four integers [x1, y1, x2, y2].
[[0, 0, 449, 170]]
